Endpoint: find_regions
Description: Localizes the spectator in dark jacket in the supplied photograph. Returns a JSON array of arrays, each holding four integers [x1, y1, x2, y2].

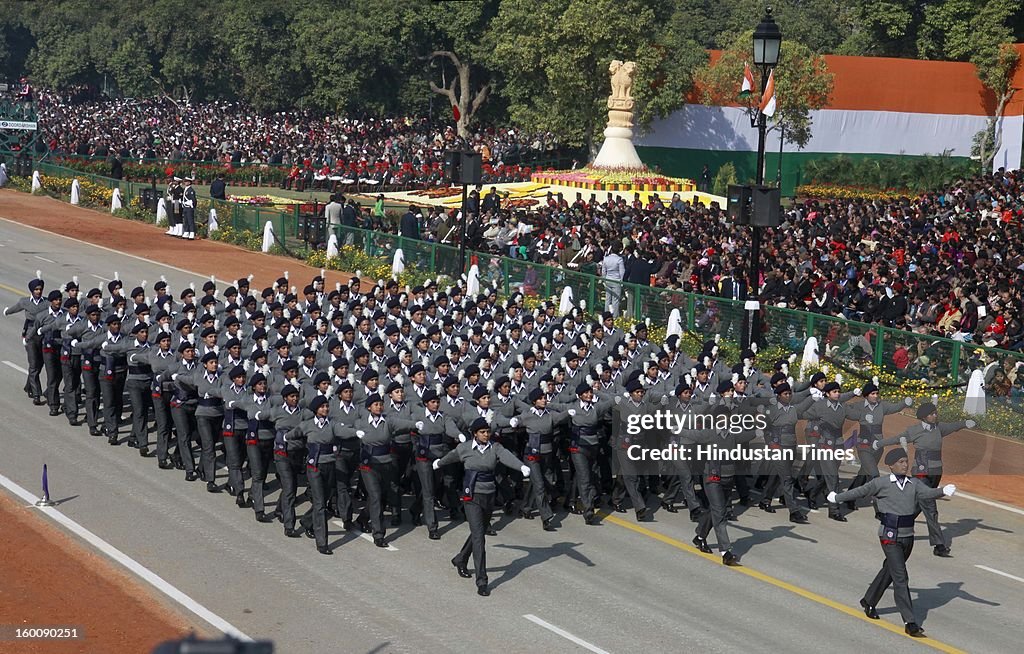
[[209, 174, 226, 200], [400, 205, 421, 239]]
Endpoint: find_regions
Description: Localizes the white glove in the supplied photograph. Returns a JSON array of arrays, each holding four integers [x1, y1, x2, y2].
[[568, 409, 576, 416], [171, 373, 178, 381], [243, 360, 252, 372], [520, 465, 531, 477], [432, 459, 441, 470], [36, 327, 43, 336], [458, 433, 466, 443], [355, 430, 366, 439], [853, 387, 862, 396], [70, 339, 78, 347], [965, 420, 976, 429], [415, 421, 424, 430], [260, 339, 269, 352], [100, 341, 109, 350], [509, 417, 519, 428], [2, 307, 7, 315], [826, 491, 838, 504], [871, 440, 880, 451], [835, 373, 843, 385], [904, 397, 913, 406], [942, 484, 956, 497], [899, 436, 908, 450]]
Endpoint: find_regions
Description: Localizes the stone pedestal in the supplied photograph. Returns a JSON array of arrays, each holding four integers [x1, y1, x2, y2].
[[591, 60, 645, 170]]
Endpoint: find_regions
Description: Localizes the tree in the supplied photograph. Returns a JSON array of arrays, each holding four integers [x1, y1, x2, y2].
[[486, 0, 703, 156], [426, 51, 489, 139], [694, 33, 834, 150], [974, 43, 1020, 170]]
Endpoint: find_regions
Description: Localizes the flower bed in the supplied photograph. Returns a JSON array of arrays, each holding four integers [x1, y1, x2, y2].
[[227, 194, 304, 206], [796, 184, 912, 202], [531, 167, 695, 193]]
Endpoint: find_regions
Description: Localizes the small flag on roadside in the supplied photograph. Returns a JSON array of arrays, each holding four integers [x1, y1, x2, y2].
[[740, 62, 754, 98], [759, 69, 777, 117]]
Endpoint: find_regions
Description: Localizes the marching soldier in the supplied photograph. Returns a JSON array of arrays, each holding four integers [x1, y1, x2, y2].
[[34, 289, 66, 416], [176, 351, 225, 492], [410, 389, 465, 539], [844, 382, 914, 501], [96, 314, 129, 444], [257, 385, 305, 538], [830, 448, 957, 637], [165, 342, 201, 480], [3, 274, 48, 404], [877, 403, 973, 557], [285, 395, 337, 555], [434, 417, 530, 596], [57, 298, 84, 425], [143, 331, 179, 468]]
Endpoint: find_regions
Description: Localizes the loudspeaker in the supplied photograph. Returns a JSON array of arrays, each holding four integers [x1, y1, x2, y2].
[[460, 152, 482, 185], [727, 184, 752, 225], [444, 151, 461, 184], [750, 185, 781, 226]]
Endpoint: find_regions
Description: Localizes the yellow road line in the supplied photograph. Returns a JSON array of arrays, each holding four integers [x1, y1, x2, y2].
[[0, 282, 25, 296], [601, 513, 966, 654]]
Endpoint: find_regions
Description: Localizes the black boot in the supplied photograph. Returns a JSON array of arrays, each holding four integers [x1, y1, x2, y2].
[[758, 500, 776, 514], [692, 536, 712, 553]]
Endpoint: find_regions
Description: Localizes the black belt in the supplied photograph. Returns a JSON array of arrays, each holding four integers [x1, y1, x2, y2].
[[197, 398, 223, 407], [879, 513, 915, 528], [363, 444, 390, 457], [128, 365, 152, 375], [426, 434, 444, 445], [573, 426, 598, 437]]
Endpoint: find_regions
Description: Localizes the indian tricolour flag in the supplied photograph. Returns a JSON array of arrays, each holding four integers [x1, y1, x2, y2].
[[759, 69, 776, 117], [739, 62, 754, 99]]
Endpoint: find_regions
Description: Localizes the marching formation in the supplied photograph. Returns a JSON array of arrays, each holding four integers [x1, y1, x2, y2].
[[2, 268, 971, 621]]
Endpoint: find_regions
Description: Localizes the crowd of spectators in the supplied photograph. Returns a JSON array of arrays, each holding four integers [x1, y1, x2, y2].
[[403, 170, 1024, 353], [32, 89, 566, 186]]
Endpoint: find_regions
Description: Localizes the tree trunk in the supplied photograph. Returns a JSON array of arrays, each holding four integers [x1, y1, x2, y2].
[[427, 50, 489, 141], [984, 90, 1013, 171]]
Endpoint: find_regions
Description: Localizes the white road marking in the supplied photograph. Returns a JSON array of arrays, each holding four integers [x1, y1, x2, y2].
[[329, 520, 399, 550], [0, 472, 252, 640], [523, 614, 610, 654], [0, 217, 232, 285], [958, 492, 1024, 517], [34, 255, 55, 263], [3, 360, 28, 374], [91, 273, 111, 282], [975, 565, 1024, 584]]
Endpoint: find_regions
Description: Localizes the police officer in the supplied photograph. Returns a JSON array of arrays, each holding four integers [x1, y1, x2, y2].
[[434, 417, 530, 596], [830, 448, 957, 637]]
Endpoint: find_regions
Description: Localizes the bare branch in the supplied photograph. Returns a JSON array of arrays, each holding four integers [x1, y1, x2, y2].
[[470, 84, 490, 116]]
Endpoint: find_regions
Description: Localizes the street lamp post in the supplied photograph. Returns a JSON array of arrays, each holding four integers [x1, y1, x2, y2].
[[744, 8, 782, 350]]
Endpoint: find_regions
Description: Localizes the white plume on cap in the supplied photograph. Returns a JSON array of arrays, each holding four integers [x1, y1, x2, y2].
[[247, 274, 254, 282], [141, 279, 148, 289], [189, 281, 195, 291], [73, 275, 79, 284], [731, 372, 739, 384], [113, 271, 119, 280], [283, 270, 289, 280]]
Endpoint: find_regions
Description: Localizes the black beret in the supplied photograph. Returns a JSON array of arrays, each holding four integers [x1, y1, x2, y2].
[[309, 395, 329, 412], [884, 448, 909, 465], [201, 351, 218, 363], [229, 365, 247, 379], [916, 403, 937, 420], [470, 417, 489, 433]]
